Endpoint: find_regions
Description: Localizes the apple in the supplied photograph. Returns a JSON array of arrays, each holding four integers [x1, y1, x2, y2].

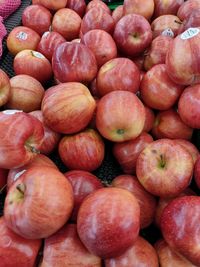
[[0, 168, 8, 191], [152, 109, 193, 140], [96, 91, 145, 142], [136, 139, 194, 197], [105, 236, 159, 267], [0, 110, 44, 169], [194, 156, 200, 188], [0, 217, 42, 267], [13, 50, 52, 84], [153, 0, 184, 17], [7, 154, 58, 190], [22, 5, 52, 36], [41, 82, 96, 134], [161, 196, 200, 266], [52, 8, 81, 41], [178, 9, 200, 34], [77, 187, 140, 258], [178, 84, 200, 128], [140, 64, 184, 110], [96, 57, 140, 96], [86, 0, 111, 14], [166, 27, 200, 85], [6, 74, 45, 112], [67, 0, 86, 17], [144, 35, 172, 71], [151, 15, 182, 39], [52, 42, 98, 83], [80, 29, 117, 68], [40, 224, 101, 267], [177, 0, 200, 21], [132, 54, 145, 71], [32, 0, 68, 11], [174, 139, 199, 164], [0, 69, 11, 107], [37, 31, 65, 61], [89, 78, 101, 98], [80, 7, 115, 36], [112, 174, 157, 229], [112, 5, 123, 23], [143, 105, 155, 132], [59, 128, 105, 171], [123, 0, 155, 21], [64, 170, 103, 221], [4, 166, 74, 239], [113, 132, 153, 174], [6, 26, 41, 56], [155, 239, 197, 267], [113, 14, 152, 57]]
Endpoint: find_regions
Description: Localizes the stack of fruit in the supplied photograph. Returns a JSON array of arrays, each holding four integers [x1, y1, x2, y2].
[[0, 0, 200, 266]]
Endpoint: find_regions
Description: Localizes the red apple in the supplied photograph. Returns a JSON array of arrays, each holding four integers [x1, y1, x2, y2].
[[67, 0, 86, 17], [64, 170, 103, 221], [166, 27, 200, 85], [52, 42, 97, 83], [0, 69, 11, 107], [151, 15, 182, 39], [52, 8, 81, 41], [4, 166, 74, 239], [153, 0, 184, 17], [96, 57, 140, 96], [105, 236, 159, 267], [80, 7, 115, 36], [59, 128, 105, 171], [132, 54, 145, 71], [178, 9, 200, 34], [41, 82, 96, 134], [113, 14, 152, 57], [6, 75, 45, 112], [140, 64, 184, 110], [152, 109, 193, 140], [144, 35, 172, 71], [0, 110, 44, 169], [113, 132, 153, 174], [112, 5, 123, 23], [178, 84, 200, 128], [7, 154, 58, 190], [194, 156, 200, 188], [136, 139, 194, 197], [13, 50, 52, 84], [0, 168, 8, 191], [96, 91, 145, 142], [112, 174, 157, 229], [81, 29, 117, 68], [29, 110, 61, 155], [32, 0, 68, 11], [40, 224, 101, 267], [174, 139, 199, 164], [123, 0, 155, 21], [37, 31, 65, 61], [161, 196, 200, 266], [155, 239, 196, 267], [77, 187, 140, 258], [6, 26, 41, 56], [22, 5, 52, 36], [177, 0, 200, 20], [143, 105, 155, 132], [0, 217, 42, 267], [86, 0, 111, 15]]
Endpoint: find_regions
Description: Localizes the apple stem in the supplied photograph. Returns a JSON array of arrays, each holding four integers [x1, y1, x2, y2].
[[117, 129, 125, 135], [16, 183, 26, 195], [26, 143, 40, 154], [159, 154, 166, 168], [174, 20, 182, 25]]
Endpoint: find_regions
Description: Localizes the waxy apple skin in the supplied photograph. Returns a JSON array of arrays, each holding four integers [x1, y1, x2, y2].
[[112, 174, 157, 229], [123, 0, 155, 20], [41, 82, 96, 134], [160, 196, 200, 266], [136, 139, 194, 197], [0, 69, 11, 107], [153, 0, 184, 17], [96, 91, 145, 142], [177, 0, 200, 20], [4, 166, 74, 239], [0, 111, 44, 169], [77, 187, 140, 259], [105, 236, 159, 267], [32, 0, 68, 11], [86, 0, 111, 14], [0, 217, 42, 267], [112, 5, 123, 23], [67, 0, 86, 17]]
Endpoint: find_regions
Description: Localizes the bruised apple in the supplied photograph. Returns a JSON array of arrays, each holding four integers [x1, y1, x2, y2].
[[0, 69, 11, 107]]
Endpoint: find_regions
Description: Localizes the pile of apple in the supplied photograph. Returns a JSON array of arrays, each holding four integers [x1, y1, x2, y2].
[[0, 0, 200, 266]]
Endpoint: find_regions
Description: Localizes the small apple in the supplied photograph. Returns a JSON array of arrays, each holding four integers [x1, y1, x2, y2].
[[123, 0, 155, 20], [86, 0, 111, 14], [0, 69, 11, 107], [178, 9, 200, 34], [154, 0, 184, 17], [32, 0, 68, 11], [66, 0, 86, 17], [177, 0, 200, 20]]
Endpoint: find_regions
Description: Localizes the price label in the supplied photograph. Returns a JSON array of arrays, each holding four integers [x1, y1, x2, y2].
[[181, 28, 200, 40], [161, 28, 174, 38], [42, 31, 50, 38], [3, 110, 22, 115], [16, 31, 28, 40], [14, 170, 26, 181], [32, 51, 45, 59]]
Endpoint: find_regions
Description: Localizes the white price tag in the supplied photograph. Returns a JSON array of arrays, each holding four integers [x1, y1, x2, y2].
[[14, 170, 26, 181], [161, 28, 174, 38], [3, 110, 22, 115], [32, 51, 45, 59], [181, 28, 200, 40], [16, 31, 28, 40], [42, 31, 50, 38]]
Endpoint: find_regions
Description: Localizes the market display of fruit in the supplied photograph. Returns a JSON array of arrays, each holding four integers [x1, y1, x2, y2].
[[0, 0, 200, 266]]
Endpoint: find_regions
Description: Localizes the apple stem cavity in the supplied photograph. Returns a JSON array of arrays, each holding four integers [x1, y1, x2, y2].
[[117, 129, 125, 135], [25, 143, 40, 154], [16, 183, 26, 196], [159, 154, 166, 169], [174, 20, 182, 25]]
